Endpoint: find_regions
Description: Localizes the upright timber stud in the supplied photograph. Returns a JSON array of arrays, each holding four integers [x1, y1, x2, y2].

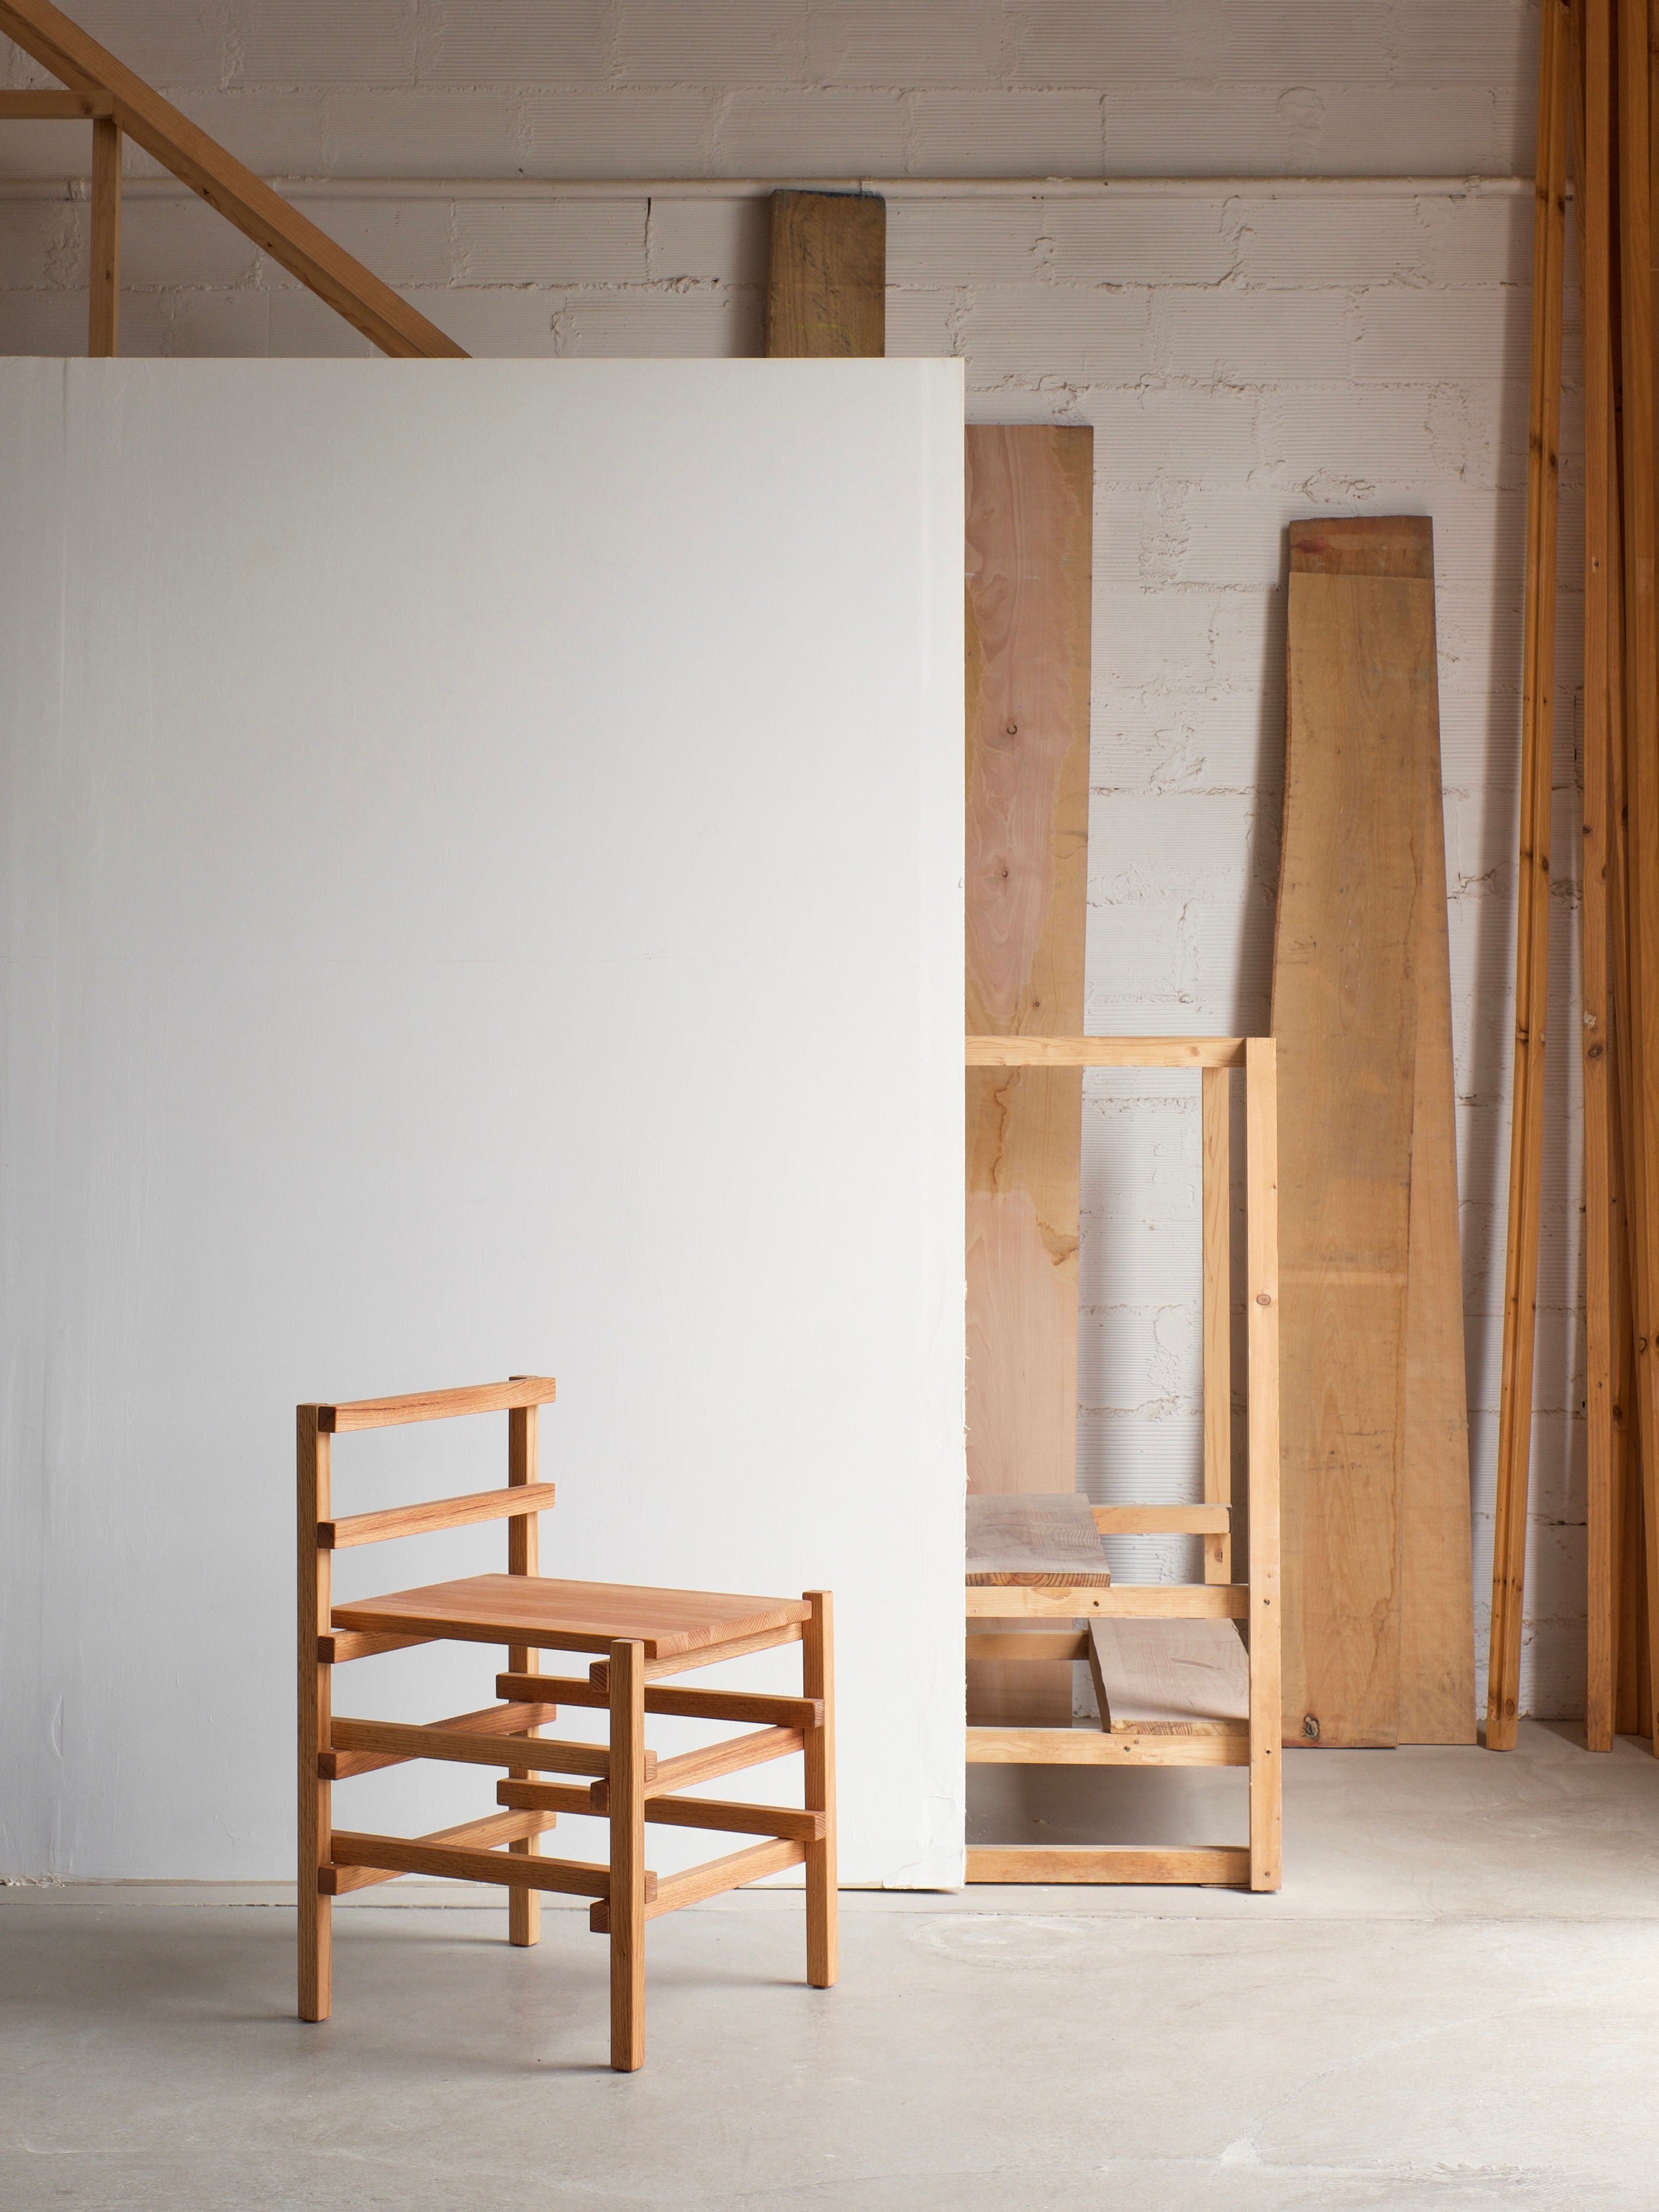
[[505, 1390, 543, 1947], [88, 107, 118, 354]]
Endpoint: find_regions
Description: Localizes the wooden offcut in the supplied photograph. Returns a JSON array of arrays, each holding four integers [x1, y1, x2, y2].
[[1488, 0, 1571, 1751], [965, 1492, 1111, 1586], [1287, 516, 1474, 1747], [1087, 1618, 1250, 1733], [765, 191, 885, 357], [963, 425, 1093, 1728], [1274, 525, 1435, 1747]]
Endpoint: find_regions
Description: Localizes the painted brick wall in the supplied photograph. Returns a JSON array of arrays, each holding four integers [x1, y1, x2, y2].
[[1, 2, 1583, 1718]]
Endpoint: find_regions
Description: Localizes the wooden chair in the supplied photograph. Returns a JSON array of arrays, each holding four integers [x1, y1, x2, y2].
[[963, 1034, 1282, 1890], [297, 1378, 836, 2071]]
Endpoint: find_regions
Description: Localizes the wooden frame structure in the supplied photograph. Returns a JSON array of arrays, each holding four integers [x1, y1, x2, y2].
[[0, 0, 466, 358], [299, 1376, 835, 2072], [962, 1035, 1282, 1889]]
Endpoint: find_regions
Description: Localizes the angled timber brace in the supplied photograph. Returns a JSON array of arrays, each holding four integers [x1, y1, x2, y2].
[[0, 0, 467, 359]]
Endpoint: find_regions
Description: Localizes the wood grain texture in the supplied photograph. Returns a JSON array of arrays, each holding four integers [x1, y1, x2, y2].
[[495, 1670, 821, 1731], [332, 1573, 809, 1659], [968, 1036, 1245, 1067], [319, 1481, 555, 1548], [966, 1845, 1249, 1885], [802, 1590, 837, 1990], [1202, 1065, 1235, 1582], [965, 1491, 1111, 1584], [966, 1726, 1247, 1766], [607, 1639, 648, 2072], [966, 1583, 1248, 1619], [328, 1831, 626, 1898], [322, 1809, 557, 1894], [506, 1398, 541, 1947], [316, 1377, 556, 1432], [328, 1713, 624, 1781], [965, 424, 1093, 1728], [1274, 555, 1430, 1746], [0, 0, 465, 358], [296, 1408, 331, 2022], [590, 1839, 807, 1931], [88, 115, 118, 357], [322, 1699, 561, 1781], [1087, 1618, 1250, 1731], [1245, 1036, 1284, 1889], [1490, 0, 1571, 1750], [765, 190, 884, 356], [1288, 518, 1474, 1746]]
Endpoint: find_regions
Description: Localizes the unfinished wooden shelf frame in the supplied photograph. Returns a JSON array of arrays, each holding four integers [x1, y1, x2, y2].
[[299, 1375, 835, 2072], [962, 1035, 1282, 1889]]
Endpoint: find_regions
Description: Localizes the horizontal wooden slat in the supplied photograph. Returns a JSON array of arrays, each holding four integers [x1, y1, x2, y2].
[[588, 1727, 802, 1811], [321, 1808, 557, 1894], [966, 1035, 1245, 1069], [587, 1621, 805, 1685], [497, 1777, 825, 1843], [1089, 1505, 1231, 1535], [495, 1670, 822, 1730], [966, 1725, 1248, 1766], [965, 1845, 1251, 1885], [318, 1628, 431, 1664], [328, 1830, 642, 1900], [314, 1377, 556, 1433], [321, 1701, 558, 1780], [965, 1584, 1249, 1620], [329, 1714, 645, 1782], [588, 1838, 804, 1929], [965, 1632, 1090, 1664], [321, 1483, 556, 1549], [0, 87, 108, 114]]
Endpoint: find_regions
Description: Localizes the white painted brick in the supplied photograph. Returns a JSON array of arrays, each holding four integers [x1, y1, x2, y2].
[[1092, 697, 1274, 798], [76, 0, 230, 86], [1007, 2, 1392, 87], [226, 0, 419, 87], [614, 0, 808, 85], [1383, 1, 1534, 89], [1088, 385, 1260, 486], [0, 200, 81, 290], [715, 89, 910, 173], [286, 199, 455, 287], [887, 200, 1048, 284], [805, 1, 1009, 87], [453, 201, 649, 286], [1082, 894, 1191, 1001], [120, 286, 271, 358], [518, 90, 722, 176], [905, 89, 1104, 174], [958, 283, 1154, 382], [1351, 287, 1527, 383], [0, 285, 90, 354], [1076, 1411, 1203, 1496], [1101, 87, 1506, 178], [1154, 287, 1353, 383], [386, 285, 553, 358], [1229, 192, 1527, 289], [1077, 1212, 1202, 1307], [1042, 199, 1234, 285], [266, 285, 376, 357], [646, 197, 768, 284], [884, 287, 963, 359], [1074, 1304, 1199, 1414], [1256, 385, 1480, 495], [557, 295, 765, 357], [418, 0, 611, 84], [1090, 792, 1263, 902], [1093, 585, 1264, 696], [173, 87, 525, 178], [0, 116, 95, 179]]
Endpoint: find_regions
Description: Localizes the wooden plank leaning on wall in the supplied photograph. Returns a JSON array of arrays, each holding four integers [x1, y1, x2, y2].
[[1274, 517, 1462, 1746], [766, 191, 886, 357], [963, 427, 1093, 1727]]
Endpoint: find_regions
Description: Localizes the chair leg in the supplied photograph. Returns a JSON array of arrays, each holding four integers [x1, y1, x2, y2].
[[803, 1590, 838, 1989], [608, 1637, 647, 2072], [297, 1407, 332, 2021]]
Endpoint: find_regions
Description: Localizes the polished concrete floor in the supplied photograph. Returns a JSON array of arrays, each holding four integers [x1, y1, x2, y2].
[[5, 1721, 1659, 2211]]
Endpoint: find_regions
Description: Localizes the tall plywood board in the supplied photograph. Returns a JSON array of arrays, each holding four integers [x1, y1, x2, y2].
[[965, 425, 1092, 1727], [1275, 516, 1471, 1747]]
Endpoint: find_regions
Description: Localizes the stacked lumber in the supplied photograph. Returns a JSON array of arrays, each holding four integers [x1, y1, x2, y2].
[[1490, 0, 1658, 1752]]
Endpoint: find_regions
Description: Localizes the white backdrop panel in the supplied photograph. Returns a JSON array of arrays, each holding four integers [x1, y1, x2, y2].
[[0, 357, 964, 1886]]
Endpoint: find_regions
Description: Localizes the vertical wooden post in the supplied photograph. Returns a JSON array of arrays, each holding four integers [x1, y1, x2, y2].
[[802, 1590, 838, 1989], [297, 1406, 332, 2021], [506, 1400, 542, 1946], [1245, 1039, 1282, 1893], [88, 113, 120, 357], [1488, 0, 1571, 1750], [765, 191, 885, 357], [1201, 1065, 1233, 1584], [607, 1638, 646, 2073]]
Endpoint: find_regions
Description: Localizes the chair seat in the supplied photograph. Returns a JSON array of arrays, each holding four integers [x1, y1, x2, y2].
[[332, 1572, 812, 1660]]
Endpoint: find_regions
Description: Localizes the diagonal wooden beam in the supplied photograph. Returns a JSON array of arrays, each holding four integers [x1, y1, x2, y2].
[[0, 0, 466, 358]]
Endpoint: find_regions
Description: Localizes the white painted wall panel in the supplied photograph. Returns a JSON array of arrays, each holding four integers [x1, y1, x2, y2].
[[0, 356, 965, 1883]]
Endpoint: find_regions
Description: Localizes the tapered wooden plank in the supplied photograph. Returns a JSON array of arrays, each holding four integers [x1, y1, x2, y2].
[[965, 1845, 1249, 1885], [765, 191, 884, 357], [316, 1377, 556, 1432], [1289, 518, 1474, 1746], [320, 1482, 555, 1548], [965, 424, 1093, 1729], [1580, 0, 1621, 1752], [88, 114, 118, 357], [1274, 540, 1433, 1746], [0, 0, 464, 358], [1490, 0, 1571, 1750]]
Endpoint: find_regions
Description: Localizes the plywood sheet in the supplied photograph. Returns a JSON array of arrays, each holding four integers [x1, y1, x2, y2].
[[965, 424, 1093, 1727], [766, 191, 885, 357], [1274, 524, 1433, 1747], [1289, 518, 1474, 1745]]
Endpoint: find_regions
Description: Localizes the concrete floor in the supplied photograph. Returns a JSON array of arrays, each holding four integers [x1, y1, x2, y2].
[[4, 1722, 1658, 2211]]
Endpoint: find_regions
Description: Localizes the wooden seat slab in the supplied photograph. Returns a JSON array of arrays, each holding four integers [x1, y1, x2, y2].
[[966, 1492, 1111, 1587], [332, 1573, 811, 1660]]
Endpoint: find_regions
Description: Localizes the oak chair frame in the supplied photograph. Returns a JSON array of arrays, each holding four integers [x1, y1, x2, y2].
[[963, 1035, 1282, 1890], [298, 1377, 835, 2071]]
